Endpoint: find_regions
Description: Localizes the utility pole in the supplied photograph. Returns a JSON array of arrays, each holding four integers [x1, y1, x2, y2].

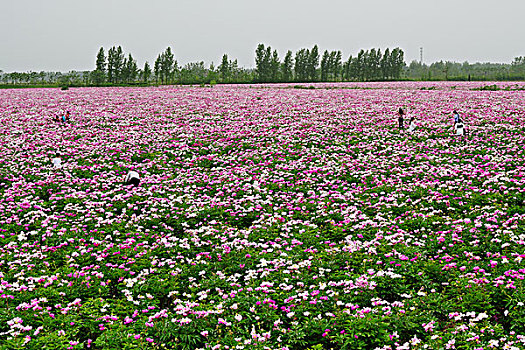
[[420, 47, 423, 65]]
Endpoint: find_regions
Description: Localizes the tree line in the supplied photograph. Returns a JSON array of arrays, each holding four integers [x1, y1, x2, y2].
[[93, 44, 404, 84], [405, 58, 525, 81], [0, 44, 405, 86], [92, 46, 255, 85], [2, 44, 525, 86], [254, 44, 405, 82]]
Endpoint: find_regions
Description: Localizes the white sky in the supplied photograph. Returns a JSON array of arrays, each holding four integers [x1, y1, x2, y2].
[[1, 0, 525, 72]]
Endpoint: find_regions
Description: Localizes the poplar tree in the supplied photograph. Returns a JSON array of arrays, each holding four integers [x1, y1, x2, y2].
[[255, 44, 266, 82], [367, 48, 379, 80], [114, 46, 125, 83], [107, 47, 116, 83], [230, 59, 239, 82], [121, 55, 129, 83], [142, 61, 151, 83], [219, 54, 231, 82], [92, 47, 106, 84], [381, 48, 391, 79], [321, 50, 329, 81], [390, 48, 404, 79], [355, 50, 365, 81], [294, 48, 310, 82], [161, 47, 175, 84], [281, 50, 294, 82], [207, 62, 219, 83], [124, 53, 138, 83], [154, 57, 161, 83], [270, 49, 280, 82], [153, 48, 177, 84], [343, 56, 353, 81], [334, 51, 342, 81], [308, 45, 319, 81], [255, 44, 274, 82]]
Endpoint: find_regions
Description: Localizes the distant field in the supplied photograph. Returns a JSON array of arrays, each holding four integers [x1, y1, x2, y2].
[[1, 83, 525, 349]]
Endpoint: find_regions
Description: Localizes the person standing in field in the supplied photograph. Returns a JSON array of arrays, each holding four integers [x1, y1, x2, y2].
[[397, 108, 405, 130], [453, 110, 460, 128]]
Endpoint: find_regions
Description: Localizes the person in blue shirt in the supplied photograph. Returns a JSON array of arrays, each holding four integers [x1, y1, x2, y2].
[[453, 110, 460, 126]]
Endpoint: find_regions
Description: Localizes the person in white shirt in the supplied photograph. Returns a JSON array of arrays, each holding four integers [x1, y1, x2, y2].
[[455, 118, 465, 136], [52, 158, 62, 169], [124, 170, 140, 187], [407, 117, 416, 132]]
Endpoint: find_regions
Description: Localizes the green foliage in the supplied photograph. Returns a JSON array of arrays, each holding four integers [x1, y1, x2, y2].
[[406, 59, 525, 81], [5, 45, 525, 87], [293, 45, 320, 82], [281, 50, 294, 82], [340, 47, 405, 82], [293, 85, 316, 90], [472, 84, 500, 91], [321, 50, 343, 81], [141, 61, 151, 83], [154, 47, 178, 84], [255, 44, 281, 82], [92, 47, 107, 84], [107, 46, 125, 84]]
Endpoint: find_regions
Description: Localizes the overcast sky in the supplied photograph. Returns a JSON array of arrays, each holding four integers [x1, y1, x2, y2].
[[1, 0, 525, 72]]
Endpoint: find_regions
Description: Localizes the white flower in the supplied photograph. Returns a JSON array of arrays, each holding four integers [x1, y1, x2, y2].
[[488, 339, 499, 348], [180, 317, 192, 324], [411, 336, 421, 345]]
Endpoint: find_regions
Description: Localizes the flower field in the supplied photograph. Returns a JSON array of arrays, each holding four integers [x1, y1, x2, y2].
[[1, 82, 525, 350]]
